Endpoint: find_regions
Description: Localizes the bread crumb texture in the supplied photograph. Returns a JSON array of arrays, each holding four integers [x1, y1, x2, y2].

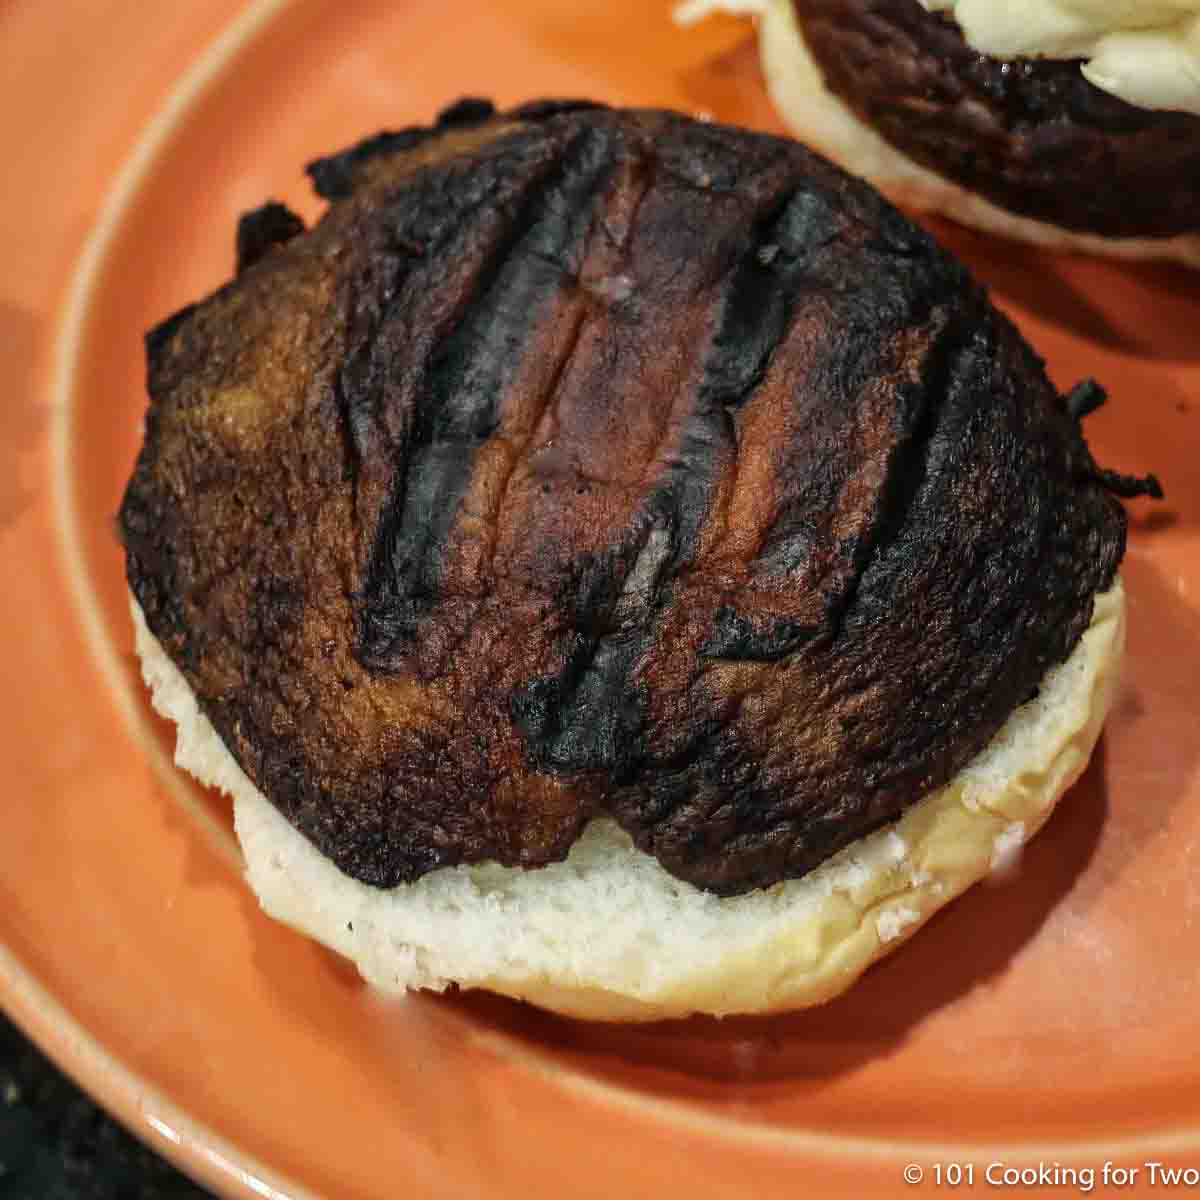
[[132, 579, 1124, 1021]]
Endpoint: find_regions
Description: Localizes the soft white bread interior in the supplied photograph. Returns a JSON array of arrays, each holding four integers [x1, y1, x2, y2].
[[701, 0, 1200, 268], [132, 578, 1124, 1022]]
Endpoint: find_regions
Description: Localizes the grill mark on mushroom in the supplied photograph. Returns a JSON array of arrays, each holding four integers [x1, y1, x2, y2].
[[357, 125, 617, 670]]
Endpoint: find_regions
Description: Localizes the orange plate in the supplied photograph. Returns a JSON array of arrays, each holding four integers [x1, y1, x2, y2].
[[2, 2, 1199, 1197]]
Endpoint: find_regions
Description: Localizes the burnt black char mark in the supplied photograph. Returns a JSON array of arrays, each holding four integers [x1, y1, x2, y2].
[[309, 128, 434, 201], [236, 202, 306, 274], [1066, 379, 1108, 422], [436, 96, 500, 129], [512, 605, 653, 781], [307, 98, 499, 201], [143, 303, 198, 365], [702, 607, 817, 662], [698, 185, 841, 411], [356, 126, 618, 669], [509, 99, 606, 122], [1087, 467, 1164, 500], [817, 309, 970, 642]]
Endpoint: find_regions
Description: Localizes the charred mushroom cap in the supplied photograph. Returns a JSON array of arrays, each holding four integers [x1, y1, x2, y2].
[[120, 99, 1142, 896], [794, 0, 1200, 239]]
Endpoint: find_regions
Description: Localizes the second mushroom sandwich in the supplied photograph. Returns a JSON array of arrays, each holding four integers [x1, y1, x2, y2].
[[679, 0, 1200, 265]]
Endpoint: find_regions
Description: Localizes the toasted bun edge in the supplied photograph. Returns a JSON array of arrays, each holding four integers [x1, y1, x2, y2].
[[131, 579, 1124, 1021]]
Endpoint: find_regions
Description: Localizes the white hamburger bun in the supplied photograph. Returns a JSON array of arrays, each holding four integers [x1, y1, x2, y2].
[[132, 578, 1124, 1021], [711, 0, 1200, 268]]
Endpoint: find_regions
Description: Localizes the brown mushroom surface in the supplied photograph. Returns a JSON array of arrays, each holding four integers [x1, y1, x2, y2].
[[120, 100, 1141, 896]]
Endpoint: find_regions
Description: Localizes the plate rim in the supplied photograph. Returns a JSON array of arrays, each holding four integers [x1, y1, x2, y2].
[[9, 0, 311, 1195], [0, 943, 312, 1200], [10, 0, 1198, 1191]]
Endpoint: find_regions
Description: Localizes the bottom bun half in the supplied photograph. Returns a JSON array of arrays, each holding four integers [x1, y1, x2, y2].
[[132, 579, 1124, 1022], [746, 0, 1200, 269]]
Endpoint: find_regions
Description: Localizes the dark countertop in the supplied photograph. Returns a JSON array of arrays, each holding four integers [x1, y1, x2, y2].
[[0, 1012, 212, 1199]]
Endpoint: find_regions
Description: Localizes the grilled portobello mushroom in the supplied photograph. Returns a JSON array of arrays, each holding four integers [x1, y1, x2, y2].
[[120, 98, 1151, 897]]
